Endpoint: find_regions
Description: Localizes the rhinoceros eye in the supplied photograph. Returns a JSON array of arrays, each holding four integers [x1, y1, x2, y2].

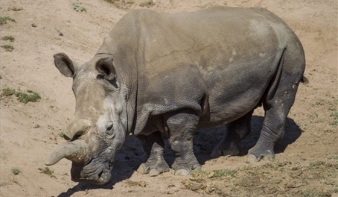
[[106, 123, 115, 138], [107, 124, 113, 131]]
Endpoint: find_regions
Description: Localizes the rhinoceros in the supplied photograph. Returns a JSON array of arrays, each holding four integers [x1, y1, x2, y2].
[[46, 6, 306, 185]]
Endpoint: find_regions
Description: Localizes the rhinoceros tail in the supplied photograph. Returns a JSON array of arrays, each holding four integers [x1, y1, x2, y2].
[[300, 75, 309, 84]]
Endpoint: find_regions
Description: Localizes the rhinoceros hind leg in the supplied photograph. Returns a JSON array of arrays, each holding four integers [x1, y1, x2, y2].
[[210, 137, 240, 159], [210, 110, 253, 158], [136, 132, 170, 176], [247, 104, 286, 161], [248, 49, 304, 161]]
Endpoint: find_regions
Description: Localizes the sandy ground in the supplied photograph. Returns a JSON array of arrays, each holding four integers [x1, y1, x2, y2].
[[0, 0, 337, 196]]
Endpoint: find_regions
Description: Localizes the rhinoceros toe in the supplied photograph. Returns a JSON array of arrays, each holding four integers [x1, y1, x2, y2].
[[174, 169, 190, 176], [136, 163, 150, 174], [136, 162, 170, 177], [247, 149, 275, 162], [149, 169, 161, 177]]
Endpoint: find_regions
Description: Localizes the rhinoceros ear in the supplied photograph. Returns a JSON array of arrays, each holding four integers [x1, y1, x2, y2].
[[53, 53, 77, 78], [95, 57, 116, 81]]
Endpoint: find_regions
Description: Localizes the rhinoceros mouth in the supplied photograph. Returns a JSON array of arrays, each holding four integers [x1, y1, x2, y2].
[[71, 161, 112, 185]]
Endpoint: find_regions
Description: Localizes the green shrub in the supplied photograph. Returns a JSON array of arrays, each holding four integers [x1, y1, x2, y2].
[[302, 189, 330, 197], [39, 167, 55, 177], [72, 2, 86, 12], [59, 132, 65, 138], [139, 0, 154, 7], [0, 16, 16, 25], [213, 169, 237, 178], [12, 168, 21, 175], [330, 111, 338, 126], [2, 36, 15, 42], [15, 90, 41, 103], [2, 88, 16, 96], [1, 44, 14, 52]]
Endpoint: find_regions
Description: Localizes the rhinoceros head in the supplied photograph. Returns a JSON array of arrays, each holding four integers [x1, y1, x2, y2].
[[46, 53, 128, 185]]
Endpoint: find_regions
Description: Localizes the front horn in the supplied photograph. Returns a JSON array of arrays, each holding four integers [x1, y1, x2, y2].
[[45, 140, 89, 166]]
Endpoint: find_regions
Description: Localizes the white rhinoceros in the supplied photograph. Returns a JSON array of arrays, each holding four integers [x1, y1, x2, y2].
[[46, 6, 306, 185]]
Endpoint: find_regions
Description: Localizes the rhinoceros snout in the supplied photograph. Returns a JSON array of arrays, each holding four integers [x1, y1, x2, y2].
[[70, 162, 112, 185]]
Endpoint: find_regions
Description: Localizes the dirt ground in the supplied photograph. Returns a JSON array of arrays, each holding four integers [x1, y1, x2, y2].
[[0, 0, 337, 196]]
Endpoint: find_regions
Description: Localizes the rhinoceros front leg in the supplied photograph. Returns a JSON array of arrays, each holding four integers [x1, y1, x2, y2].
[[136, 131, 170, 176], [165, 109, 201, 176], [210, 110, 253, 158]]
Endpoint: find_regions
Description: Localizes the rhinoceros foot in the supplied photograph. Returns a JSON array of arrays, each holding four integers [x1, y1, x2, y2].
[[210, 141, 240, 159], [136, 162, 170, 177], [247, 144, 275, 162], [171, 159, 201, 176]]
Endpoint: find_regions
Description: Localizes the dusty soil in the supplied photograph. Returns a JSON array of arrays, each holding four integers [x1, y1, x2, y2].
[[0, 0, 337, 196]]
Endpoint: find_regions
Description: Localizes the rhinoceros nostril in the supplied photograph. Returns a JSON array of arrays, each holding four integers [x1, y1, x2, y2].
[[98, 170, 103, 178], [63, 131, 82, 141], [64, 119, 92, 141], [63, 134, 71, 141], [70, 134, 82, 141]]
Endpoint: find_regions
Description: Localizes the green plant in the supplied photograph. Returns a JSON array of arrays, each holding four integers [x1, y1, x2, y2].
[[38, 167, 55, 177], [328, 104, 336, 111], [2, 88, 41, 103], [307, 161, 324, 170], [12, 168, 21, 175], [59, 132, 65, 138], [72, 2, 86, 12], [213, 169, 237, 178], [0, 16, 16, 25], [15, 90, 41, 103], [330, 120, 338, 126], [2, 88, 16, 96], [314, 119, 324, 123], [330, 111, 338, 126], [314, 100, 324, 106], [2, 35, 15, 42], [1, 44, 14, 52], [330, 111, 338, 119], [302, 189, 330, 197], [191, 170, 208, 176], [139, 0, 154, 7]]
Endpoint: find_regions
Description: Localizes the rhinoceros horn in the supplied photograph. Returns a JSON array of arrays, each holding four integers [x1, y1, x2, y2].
[[45, 140, 89, 166]]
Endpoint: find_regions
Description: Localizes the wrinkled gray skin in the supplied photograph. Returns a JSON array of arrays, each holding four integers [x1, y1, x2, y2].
[[46, 6, 306, 185]]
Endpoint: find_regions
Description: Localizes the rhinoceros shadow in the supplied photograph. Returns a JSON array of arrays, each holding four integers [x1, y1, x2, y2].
[[56, 115, 301, 196], [192, 116, 303, 165], [161, 115, 302, 166]]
